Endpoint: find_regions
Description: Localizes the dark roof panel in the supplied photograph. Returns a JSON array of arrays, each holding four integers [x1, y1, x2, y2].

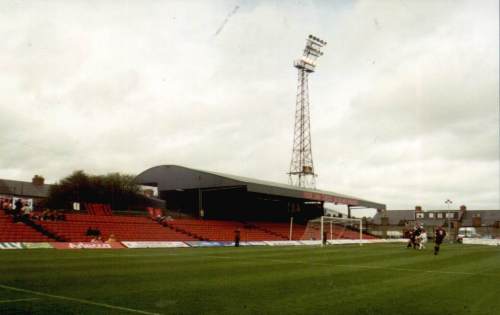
[[135, 165, 386, 209]]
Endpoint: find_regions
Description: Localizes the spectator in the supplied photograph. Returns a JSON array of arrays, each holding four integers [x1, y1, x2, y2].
[[48, 210, 57, 221], [40, 209, 49, 221], [56, 211, 66, 221], [85, 227, 101, 237], [12, 200, 24, 223], [21, 203, 32, 219], [106, 234, 117, 243], [156, 215, 166, 223], [1, 198, 12, 213], [29, 211, 40, 221], [86, 227, 94, 237], [14, 199, 23, 213]]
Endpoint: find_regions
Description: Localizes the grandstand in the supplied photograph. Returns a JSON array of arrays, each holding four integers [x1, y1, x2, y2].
[[0, 165, 387, 244], [135, 165, 385, 221], [3, 167, 500, 244], [0, 210, 374, 243]]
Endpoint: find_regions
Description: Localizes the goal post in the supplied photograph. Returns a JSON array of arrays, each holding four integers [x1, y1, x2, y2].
[[304, 216, 363, 246]]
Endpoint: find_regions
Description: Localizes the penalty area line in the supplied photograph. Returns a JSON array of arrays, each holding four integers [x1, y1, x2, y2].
[[0, 284, 160, 315]]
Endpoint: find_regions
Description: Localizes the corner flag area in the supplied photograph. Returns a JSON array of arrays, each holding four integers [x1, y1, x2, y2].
[[0, 244, 499, 315]]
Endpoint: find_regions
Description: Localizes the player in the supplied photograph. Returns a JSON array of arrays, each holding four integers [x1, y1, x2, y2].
[[434, 225, 447, 255], [406, 229, 415, 249], [234, 228, 241, 247], [410, 224, 423, 249], [417, 229, 427, 250]]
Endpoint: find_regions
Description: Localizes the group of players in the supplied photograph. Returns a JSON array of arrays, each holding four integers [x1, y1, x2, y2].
[[407, 223, 447, 255]]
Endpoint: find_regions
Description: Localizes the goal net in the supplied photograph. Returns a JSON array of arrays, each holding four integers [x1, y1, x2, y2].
[[302, 216, 363, 245]]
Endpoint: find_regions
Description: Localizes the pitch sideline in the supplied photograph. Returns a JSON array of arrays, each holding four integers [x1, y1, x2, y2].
[[0, 284, 160, 315]]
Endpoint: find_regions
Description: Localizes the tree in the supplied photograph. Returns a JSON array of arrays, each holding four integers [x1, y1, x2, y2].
[[47, 171, 149, 210]]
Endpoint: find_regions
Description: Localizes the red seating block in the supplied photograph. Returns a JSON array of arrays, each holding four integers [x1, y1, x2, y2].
[[38, 213, 195, 242], [0, 212, 51, 242], [84, 203, 113, 216], [167, 219, 291, 242]]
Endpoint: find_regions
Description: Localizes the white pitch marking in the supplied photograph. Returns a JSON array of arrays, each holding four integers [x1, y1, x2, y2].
[[0, 297, 40, 304], [92, 248, 500, 278], [334, 264, 479, 276], [199, 254, 500, 278], [0, 285, 160, 315]]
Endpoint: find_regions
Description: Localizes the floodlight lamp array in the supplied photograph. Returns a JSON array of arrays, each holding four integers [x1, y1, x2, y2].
[[294, 34, 327, 72], [307, 34, 327, 46]]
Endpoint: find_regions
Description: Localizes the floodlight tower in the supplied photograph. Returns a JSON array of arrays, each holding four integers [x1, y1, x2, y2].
[[288, 34, 327, 188]]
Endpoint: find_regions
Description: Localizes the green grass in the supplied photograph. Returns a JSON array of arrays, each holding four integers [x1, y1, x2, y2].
[[0, 244, 499, 315]]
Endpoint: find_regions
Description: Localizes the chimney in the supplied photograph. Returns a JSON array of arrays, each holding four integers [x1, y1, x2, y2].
[[32, 175, 45, 186], [415, 206, 422, 212], [459, 205, 467, 220]]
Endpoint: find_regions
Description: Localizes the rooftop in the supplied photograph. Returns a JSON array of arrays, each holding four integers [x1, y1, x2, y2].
[[0, 179, 52, 198]]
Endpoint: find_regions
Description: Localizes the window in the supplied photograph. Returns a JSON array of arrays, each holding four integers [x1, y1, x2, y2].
[[428, 213, 434, 219], [437, 213, 443, 219], [446, 213, 455, 219], [416, 213, 424, 219]]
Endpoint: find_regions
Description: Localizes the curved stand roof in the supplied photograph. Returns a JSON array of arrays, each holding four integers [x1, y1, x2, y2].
[[135, 165, 386, 210]]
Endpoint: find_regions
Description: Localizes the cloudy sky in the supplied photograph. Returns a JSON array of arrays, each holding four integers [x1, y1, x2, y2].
[[1, 0, 498, 212]]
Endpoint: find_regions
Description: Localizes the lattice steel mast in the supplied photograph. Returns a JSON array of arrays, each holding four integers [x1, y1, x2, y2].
[[288, 35, 327, 188]]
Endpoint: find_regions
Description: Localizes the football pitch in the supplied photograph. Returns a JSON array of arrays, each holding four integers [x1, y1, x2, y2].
[[0, 244, 499, 315]]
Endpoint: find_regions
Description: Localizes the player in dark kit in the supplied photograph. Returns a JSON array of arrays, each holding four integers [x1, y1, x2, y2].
[[434, 225, 447, 255], [407, 224, 422, 249], [407, 230, 415, 248]]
